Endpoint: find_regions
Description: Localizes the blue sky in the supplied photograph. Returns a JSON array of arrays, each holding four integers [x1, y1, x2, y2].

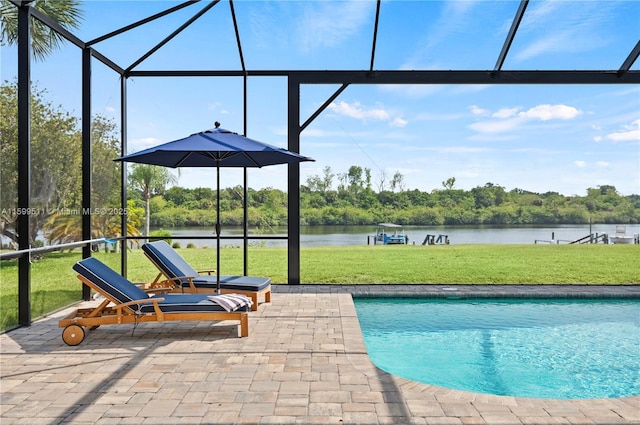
[[2, 0, 639, 196]]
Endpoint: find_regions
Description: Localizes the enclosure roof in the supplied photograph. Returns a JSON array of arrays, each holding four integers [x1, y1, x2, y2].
[[19, 0, 639, 79]]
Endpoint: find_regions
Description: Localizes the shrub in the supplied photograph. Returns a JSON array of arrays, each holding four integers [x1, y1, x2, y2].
[[186, 243, 196, 248], [149, 229, 172, 245]]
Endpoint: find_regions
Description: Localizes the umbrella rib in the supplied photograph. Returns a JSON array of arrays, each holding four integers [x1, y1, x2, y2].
[[175, 152, 193, 167], [203, 152, 222, 162], [241, 152, 261, 167], [201, 150, 260, 167]]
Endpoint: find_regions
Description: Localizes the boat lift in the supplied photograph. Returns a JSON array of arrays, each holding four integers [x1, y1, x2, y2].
[[422, 234, 450, 245], [371, 223, 408, 245]]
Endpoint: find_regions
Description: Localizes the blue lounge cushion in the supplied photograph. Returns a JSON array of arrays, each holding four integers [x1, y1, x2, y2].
[[138, 294, 248, 313], [192, 275, 271, 291], [73, 257, 247, 313], [142, 241, 270, 290], [73, 257, 148, 308]]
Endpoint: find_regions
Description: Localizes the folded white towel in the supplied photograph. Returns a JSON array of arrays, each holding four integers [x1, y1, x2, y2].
[[207, 294, 253, 312]]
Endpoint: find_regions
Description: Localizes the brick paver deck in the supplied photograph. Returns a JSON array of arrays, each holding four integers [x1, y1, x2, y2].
[[1, 285, 639, 424]]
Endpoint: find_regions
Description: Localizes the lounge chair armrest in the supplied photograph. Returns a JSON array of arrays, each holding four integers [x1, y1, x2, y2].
[[116, 297, 165, 319], [197, 269, 216, 275], [117, 297, 165, 309], [164, 275, 197, 291], [144, 286, 174, 294], [135, 281, 176, 293]]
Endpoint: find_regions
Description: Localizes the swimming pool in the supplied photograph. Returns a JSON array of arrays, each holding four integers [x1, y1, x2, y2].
[[354, 297, 640, 399]]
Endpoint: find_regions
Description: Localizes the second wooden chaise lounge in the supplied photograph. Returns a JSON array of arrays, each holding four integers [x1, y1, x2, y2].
[[142, 240, 271, 311]]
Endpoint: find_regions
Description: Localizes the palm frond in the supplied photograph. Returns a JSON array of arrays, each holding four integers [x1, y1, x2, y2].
[[0, 0, 83, 61]]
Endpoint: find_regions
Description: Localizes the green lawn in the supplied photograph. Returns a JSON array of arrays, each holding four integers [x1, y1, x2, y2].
[[1, 244, 638, 330]]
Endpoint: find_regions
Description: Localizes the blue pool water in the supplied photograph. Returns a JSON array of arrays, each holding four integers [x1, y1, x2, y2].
[[354, 298, 640, 399]]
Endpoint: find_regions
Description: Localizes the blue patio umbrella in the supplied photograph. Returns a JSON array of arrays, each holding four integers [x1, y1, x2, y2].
[[115, 123, 314, 291]]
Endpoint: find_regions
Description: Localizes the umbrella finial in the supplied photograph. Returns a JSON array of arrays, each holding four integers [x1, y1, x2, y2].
[[214, 121, 221, 129]]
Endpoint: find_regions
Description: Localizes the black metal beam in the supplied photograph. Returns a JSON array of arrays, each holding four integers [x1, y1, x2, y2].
[[495, 0, 528, 71], [125, 0, 220, 74], [28, 5, 85, 49], [87, 0, 200, 46], [369, 0, 381, 73], [291, 70, 640, 84], [17, 3, 31, 326], [90, 49, 125, 75], [301, 84, 349, 132], [9, 1, 32, 7], [127, 69, 640, 84], [287, 78, 301, 285], [23, 2, 124, 75], [229, 0, 246, 73], [619, 40, 640, 75]]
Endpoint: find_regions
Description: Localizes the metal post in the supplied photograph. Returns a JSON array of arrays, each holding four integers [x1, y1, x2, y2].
[[81, 48, 92, 300], [120, 76, 128, 276], [287, 77, 301, 284], [243, 75, 248, 276], [17, 2, 32, 326]]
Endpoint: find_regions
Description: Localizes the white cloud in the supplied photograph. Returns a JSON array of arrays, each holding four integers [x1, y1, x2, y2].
[[516, 36, 564, 62], [574, 160, 587, 168], [606, 119, 640, 142], [492, 108, 519, 119], [593, 136, 603, 143], [469, 105, 488, 115], [297, 1, 373, 52], [596, 161, 610, 167], [391, 117, 408, 128], [515, 1, 613, 62], [328, 101, 396, 124], [468, 103, 581, 135], [518, 104, 581, 121], [469, 118, 520, 134]]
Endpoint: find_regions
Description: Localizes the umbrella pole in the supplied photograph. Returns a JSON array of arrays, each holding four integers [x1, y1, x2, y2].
[[216, 165, 221, 294]]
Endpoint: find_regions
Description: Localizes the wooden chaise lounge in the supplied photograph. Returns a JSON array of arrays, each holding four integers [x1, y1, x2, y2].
[[141, 241, 271, 311], [58, 257, 249, 346]]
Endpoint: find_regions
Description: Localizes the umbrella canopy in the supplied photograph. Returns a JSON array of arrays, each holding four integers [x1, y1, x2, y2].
[[115, 127, 313, 168], [116, 126, 314, 292]]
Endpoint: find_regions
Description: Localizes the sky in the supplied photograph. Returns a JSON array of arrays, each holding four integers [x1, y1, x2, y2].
[[1, 0, 639, 196]]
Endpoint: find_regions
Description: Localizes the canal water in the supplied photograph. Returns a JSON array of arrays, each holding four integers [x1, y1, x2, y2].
[[158, 224, 640, 248]]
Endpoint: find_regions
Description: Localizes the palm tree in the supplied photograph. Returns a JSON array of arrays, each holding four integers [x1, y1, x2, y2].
[[44, 210, 142, 252], [128, 164, 179, 236], [0, 0, 82, 60]]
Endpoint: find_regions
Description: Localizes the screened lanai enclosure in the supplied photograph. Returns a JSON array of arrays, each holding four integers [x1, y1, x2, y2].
[[1, 0, 639, 327]]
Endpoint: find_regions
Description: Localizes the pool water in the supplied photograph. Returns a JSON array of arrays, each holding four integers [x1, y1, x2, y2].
[[354, 298, 640, 399]]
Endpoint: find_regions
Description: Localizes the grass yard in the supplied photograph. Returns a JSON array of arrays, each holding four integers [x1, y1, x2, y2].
[[1, 244, 638, 330]]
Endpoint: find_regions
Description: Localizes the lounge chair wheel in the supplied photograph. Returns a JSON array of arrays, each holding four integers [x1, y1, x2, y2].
[[62, 324, 85, 346]]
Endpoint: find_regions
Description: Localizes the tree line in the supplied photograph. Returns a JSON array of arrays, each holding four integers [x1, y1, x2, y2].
[[146, 170, 639, 228]]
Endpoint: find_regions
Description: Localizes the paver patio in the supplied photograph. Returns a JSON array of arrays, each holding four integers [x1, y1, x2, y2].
[[1, 285, 638, 424]]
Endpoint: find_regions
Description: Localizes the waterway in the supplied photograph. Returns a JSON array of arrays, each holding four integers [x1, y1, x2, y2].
[[157, 224, 640, 248]]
